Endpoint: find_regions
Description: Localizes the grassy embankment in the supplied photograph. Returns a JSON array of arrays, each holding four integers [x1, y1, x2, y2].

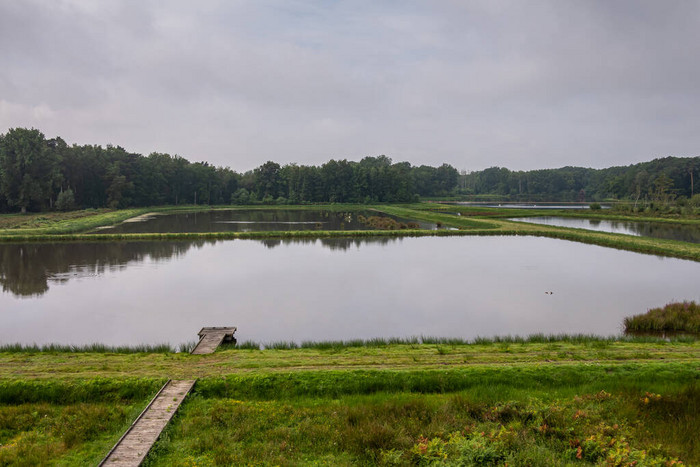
[[1, 338, 699, 465], [421, 201, 700, 225], [1, 204, 699, 262]]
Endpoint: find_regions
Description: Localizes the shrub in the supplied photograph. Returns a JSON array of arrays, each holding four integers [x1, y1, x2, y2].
[[55, 189, 76, 211], [624, 301, 700, 333]]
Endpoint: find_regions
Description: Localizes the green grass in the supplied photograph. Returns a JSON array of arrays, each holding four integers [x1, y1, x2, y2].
[[1, 341, 699, 464], [3, 339, 699, 383], [0, 378, 163, 466], [218, 333, 696, 353], [144, 366, 699, 466], [624, 301, 700, 334]]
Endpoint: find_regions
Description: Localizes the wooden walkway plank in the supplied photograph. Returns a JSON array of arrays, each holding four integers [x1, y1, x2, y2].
[[100, 379, 195, 467]]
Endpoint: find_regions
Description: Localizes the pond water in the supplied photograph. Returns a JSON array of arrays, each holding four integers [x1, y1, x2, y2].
[[510, 217, 700, 244], [450, 202, 609, 210], [1, 237, 698, 346], [92, 209, 437, 233]]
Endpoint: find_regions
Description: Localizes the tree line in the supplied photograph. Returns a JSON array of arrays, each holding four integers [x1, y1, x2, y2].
[[0, 128, 458, 212], [0, 127, 697, 212], [460, 157, 699, 203]]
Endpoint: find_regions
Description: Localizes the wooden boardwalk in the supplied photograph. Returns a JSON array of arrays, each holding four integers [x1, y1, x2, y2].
[[191, 326, 237, 355], [100, 379, 195, 467], [100, 327, 236, 465]]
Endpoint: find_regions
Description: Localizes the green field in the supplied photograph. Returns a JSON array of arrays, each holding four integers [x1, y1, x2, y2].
[[1, 339, 698, 465]]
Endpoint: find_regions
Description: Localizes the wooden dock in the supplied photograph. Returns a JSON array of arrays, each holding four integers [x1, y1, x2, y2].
[[190, 326, 237, 355], [100, 379, 195, 467]]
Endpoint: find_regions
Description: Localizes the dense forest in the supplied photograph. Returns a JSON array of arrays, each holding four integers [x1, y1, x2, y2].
[[0, 127, 697, 212], [0, 128, 457, 212], [461, 158, 699, 203]]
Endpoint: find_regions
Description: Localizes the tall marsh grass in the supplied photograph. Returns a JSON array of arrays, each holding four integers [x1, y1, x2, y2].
[[0, 342, 186, 354], [219, 333, 696, 352], [624, 301, 700, 334]]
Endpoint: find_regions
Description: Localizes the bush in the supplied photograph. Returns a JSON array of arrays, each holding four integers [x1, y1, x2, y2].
[[689, 193, 700, 208], [589, 202, 602, 210], [230, 188, 249, 205], [55, 189, 76, 211], [624, 301, 700, 333]]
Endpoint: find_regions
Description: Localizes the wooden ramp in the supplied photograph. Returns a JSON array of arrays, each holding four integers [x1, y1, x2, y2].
[[100, 379, 195, 467], [191, 326, 237, 355]]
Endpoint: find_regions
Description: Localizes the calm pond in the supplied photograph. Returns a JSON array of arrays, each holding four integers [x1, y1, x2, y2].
[[451, 202, 608, 210], [510, 216, 700, 244], [1, 236, 698, 346], [93, 209, 438, 233]]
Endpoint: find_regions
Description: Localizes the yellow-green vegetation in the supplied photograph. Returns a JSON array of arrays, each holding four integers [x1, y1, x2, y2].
[[2, 340, 698, 465], [1, 203, 699, 262], [2, 338, 698, 380], [625, 302, 700, 334], [0, 378, 163, 465]]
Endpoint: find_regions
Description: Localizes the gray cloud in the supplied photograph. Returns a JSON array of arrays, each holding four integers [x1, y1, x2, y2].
[[1, 0, 699, 171]]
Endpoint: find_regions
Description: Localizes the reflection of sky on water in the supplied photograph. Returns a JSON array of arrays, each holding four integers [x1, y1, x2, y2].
[[0, 236, 698, 346], [510, 217, 700, 244]]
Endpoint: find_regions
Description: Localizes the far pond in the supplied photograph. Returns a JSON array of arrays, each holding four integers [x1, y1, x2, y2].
[[0, 236, 697, 346], [93, 209, 439, 233], [510, 216, 700, 244]]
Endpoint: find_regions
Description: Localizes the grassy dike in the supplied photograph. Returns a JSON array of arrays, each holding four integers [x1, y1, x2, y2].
[[1, 203, 699, 262], [1, 339, 699, 465]]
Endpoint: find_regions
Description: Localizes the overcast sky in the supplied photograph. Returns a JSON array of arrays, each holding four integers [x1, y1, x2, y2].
[[1, 1, 699, 172]]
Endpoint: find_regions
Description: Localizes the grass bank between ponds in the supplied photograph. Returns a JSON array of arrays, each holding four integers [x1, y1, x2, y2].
[[422, 202, 700, 224], [1, 204, 699, 262], [2, 338, 698, 380]]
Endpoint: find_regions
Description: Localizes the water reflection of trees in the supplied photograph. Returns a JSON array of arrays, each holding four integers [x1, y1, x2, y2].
[[0, 241, 209, 298], [0, 237, 401, 297], [258, 237, 401, 251]]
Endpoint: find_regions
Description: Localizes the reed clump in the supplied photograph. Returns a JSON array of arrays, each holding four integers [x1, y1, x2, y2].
[[624, 301, 700, 334], [0, 342, 183, 354], [357, 214, 419, 230]]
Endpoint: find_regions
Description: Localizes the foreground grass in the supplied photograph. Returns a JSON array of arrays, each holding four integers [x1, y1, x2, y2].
[[2, 341, 698, 465], [147, 376, 699, 466], [0, 378, 163, 466]]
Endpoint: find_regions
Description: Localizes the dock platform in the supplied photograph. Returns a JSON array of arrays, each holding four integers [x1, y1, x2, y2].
[[191, 326, 237, 355]]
